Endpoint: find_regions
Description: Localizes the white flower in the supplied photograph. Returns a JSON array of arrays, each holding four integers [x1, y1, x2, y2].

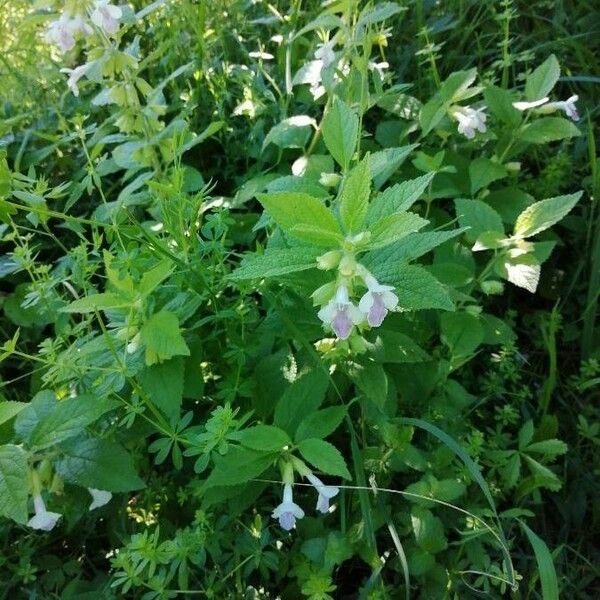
[[70, 14, 93, 36], [88, 488, 112, 511], [60, 64, 90, 97], [541, 95, 580, 121], [358, 274, 398, 327], [317, 285, 364, 340], [27, 494, 62, 531], [306, 473, 339, 514], [452, 106, 487, 139], [45, 13, 76, 53], [512, 96, 549, 111], [314, 40, 336, 68], [368, 60, 389, 78], [272, 484, 304, 530], [91, 0, 123, 35]]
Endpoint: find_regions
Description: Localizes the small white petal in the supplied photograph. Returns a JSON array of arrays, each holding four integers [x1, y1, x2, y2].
[[88, 488, 112, 511]]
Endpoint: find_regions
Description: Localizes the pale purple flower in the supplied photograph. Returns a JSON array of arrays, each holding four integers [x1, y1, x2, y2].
[[91, 0, 123, 35], [453, 106, 487, 139], [272, 484, 304, 530], [88, 488, 112, 511], [358, 275, 398, 327], [306, 473, 339, 514], [60, 64, 90, 97], [45, 13, 76, 53], [28, 494, 62, 531], [543, 95, 579, 121], [317, 285, 364, 340]]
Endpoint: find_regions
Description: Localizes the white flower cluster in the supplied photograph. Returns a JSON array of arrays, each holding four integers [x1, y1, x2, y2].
[[45, 1, 123, 53], [451, 105, 487, 139], [315, 256, 398, 340]]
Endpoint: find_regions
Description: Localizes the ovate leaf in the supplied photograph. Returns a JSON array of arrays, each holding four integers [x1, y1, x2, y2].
[[297, 438, 351, 479], [525, 55, 560, 101], [339, 157, 370, 233], [322, 97, 359, 169], [0, 445, 28, 523], [514, 192, 582, 238]]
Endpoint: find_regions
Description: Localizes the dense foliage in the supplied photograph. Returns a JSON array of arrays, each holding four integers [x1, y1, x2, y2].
[[1, 1, 599, 598]]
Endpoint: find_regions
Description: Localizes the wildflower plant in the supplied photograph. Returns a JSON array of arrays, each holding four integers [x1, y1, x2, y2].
[[0, 0, 595, 598]]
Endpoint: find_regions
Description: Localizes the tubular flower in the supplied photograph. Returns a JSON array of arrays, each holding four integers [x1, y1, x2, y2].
[[60, 64, 90, 97], [27, 494, 62, 531], [358, 274, 398, 327], [314, 40, 336, 68], [88, 488, 112, 511], [452, 106, 487, 139], [541, 95, 579, 121], [317, 285, 363, 340], [91, 0, 123, 35], [45, 13, 76, 53], [272, 483, 304, 530], [306, 473, 339, 514]]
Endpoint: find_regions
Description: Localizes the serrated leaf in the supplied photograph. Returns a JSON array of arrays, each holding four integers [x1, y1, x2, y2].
[[297, 438, 351, 479], [140, 310, 190, 366], [411, 506, 448, 554], [339, 157, 370, 233], [238, 425, 291, 451], [503, 254, 541, 293], [367, 173, 434, 223], [369, 145, 417, 188], [322, 97, 359, 169], [368, 212, 428, 249], [483, 85, 521, 126], [138, 357, 184, 424], [0, 401, 27, 426], [0, 444, 28, 524], [520, 117, 580, 144], [257, 192, 342, 246], [205, 447, 275, 487], [274, 370, 330, 436], [525, 439, 568, 457], [370, 264, 453, 311], [514, 192, 582, 238], [295, 406, 346, 442], [468, 158, 508, 195], [440, 312, 484, 357], [262, 115, 316, 151], [455, 198, 504, 242], [56, 438, 145, 492], [230, 247, 321, 280], [525, 55, 560, 101]]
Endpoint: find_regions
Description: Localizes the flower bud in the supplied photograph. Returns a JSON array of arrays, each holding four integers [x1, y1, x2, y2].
[[481, 280, 504, 295], [338, 254, 357, 277], [319, 172, 341, 188], [317, 250, 341, 271]]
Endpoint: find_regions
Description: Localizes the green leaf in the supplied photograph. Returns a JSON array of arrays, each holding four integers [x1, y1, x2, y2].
[[205, 447, 275, 487], [0, 401, 27, 426], [295, 406, 346, 442], [468, 158, 508, 195], [238, 425, 291, 451], [55, 438, 145, 492], [525, 439, 568, 457], [61, 292, 131, 313], [322, 97, 359, 169], [367, 173, 434, 223], [274, 370, 330, 436], [519, 520, 559, 600], [257, 192, 342, 246], [138, 357, 184, 424], [262, 115, 316, 151], [139, 260, 173, 296], [411, 506, 448, 554], [454, 198, 504, 243], [297, 438, 351, 479], [371, 264, 453, 311], [339, 157, 371, 233], [520, 117, 580, 144], [525, 55, 560, 101], [354, 362, 388, 408], [140, 310, 190, 366], [230, 246, 321, 280], [15, 392, 117, 450], [502, 254, 541, 292], [368, 212, 428, 249], [370, 331, 431, 363], [369, 145, 417, 188], [514, 192, 582, 238], [0, 444, 28, 524], [483, 85, 521, 126], [440, 312, 484, 358]]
